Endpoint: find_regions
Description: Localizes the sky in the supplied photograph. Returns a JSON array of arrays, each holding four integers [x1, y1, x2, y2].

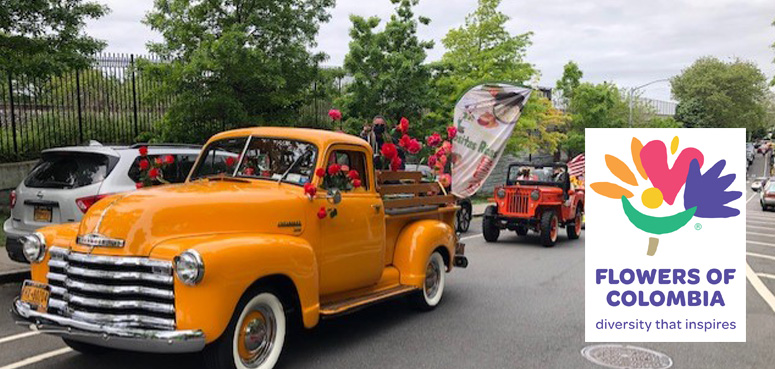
[[87, 0, 775, 101]]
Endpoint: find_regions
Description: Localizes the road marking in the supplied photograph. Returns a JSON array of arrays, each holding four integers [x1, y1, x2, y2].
[[747, 252, 775, 262], [748, 240, 775, 248], [460, 234, 482, 242], [746, 220, 774, 226], [747, 225, 773, 231], [757, 272, 775, 280], [0, 331, 39, 345], [747, 214, 775, 220], [746, 263, 775, 314], [746, 231, 774, 238], [0, 348, 73, 369], [746, 193, 757, 203]]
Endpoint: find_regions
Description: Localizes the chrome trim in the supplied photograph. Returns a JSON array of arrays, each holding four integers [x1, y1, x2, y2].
[[76, 233, 125, 248], [62, 279, 174, 300], [65, 265, 173, 284], [49, 247, 173, 273], [47, 272, 66, 283], [21, 233, 46, 263], [12, 300, 204, 354], [48, 298, 176, 330], [66, 295, 175, 314], [174, 249, 205, 286]]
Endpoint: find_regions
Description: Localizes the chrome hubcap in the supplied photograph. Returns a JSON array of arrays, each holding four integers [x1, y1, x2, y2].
[[238, 307, 276, 367], [425, 260, 441, 299]]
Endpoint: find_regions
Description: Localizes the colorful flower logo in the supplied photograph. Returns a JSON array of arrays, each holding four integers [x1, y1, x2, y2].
[[590, 136, 741, 256]]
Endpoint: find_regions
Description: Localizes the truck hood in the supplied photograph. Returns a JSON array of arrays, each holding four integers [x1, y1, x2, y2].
[[74, 179, 307, 256]]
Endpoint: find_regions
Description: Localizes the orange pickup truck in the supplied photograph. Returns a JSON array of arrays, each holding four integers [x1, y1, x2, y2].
[[12, 127, 467, 369]]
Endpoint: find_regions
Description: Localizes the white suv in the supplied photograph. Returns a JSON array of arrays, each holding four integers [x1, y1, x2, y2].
[[4, 143, 201, 262]]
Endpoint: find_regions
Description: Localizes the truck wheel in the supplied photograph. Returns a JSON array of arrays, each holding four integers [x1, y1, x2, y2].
[[62, 338, 111, 355], [539, 211, 558, 247], [412, 252, 446, 311], [482, 205, 500, 242], [515, 225, 528, 236], [204, 290, 286, 369], [455, 202, 472, 233], [566, 207, 582, 240]]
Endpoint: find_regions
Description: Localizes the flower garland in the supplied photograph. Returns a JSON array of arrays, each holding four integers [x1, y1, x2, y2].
[[134, 146, 175, 189]]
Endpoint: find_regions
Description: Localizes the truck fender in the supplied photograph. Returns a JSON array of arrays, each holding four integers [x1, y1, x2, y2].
[[150, 233, 320, 344], [392, 219, 456, 288]]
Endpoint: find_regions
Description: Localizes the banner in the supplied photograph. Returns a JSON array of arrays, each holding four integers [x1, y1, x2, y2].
[[451, 83, 532, 198], [585, 128, 746, 342]]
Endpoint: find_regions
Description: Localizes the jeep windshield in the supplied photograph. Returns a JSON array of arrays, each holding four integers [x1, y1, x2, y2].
[[507, 165, 567, 186], [190, 136, 317, 186]]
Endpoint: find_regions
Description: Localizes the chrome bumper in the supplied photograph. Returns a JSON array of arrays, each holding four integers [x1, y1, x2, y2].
[[11, 299, 205, 353]]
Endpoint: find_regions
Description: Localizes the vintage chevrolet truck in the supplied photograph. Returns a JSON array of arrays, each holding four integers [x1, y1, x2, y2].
[[12, 127, 467, 369]]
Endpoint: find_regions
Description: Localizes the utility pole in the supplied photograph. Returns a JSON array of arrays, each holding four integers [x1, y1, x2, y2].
[[628, 79, 670, 127]]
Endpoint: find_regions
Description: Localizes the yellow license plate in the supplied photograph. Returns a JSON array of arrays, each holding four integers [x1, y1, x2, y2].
[[33, 206, 52, 222], [20, 281, 50, 313]]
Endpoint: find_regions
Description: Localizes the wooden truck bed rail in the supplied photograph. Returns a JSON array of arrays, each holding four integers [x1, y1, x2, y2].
[[376, 171, 456, 215]]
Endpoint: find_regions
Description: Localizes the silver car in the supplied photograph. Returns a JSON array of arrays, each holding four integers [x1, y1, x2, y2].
[[4, 143, 201, 262], [761, 179, 775, 211]]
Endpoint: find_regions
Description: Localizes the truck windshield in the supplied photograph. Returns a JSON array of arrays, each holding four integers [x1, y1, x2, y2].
[[507, 165, 567, 185], [190, 136, 317, 186]]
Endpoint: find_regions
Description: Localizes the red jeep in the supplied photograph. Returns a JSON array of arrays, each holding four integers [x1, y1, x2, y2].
[[482, 162, 584, 246]]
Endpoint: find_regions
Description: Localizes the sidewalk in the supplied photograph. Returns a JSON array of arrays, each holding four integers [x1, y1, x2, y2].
[[0, 248, 29, 283]]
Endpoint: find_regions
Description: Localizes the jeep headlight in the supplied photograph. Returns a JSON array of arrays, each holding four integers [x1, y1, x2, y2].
[[174, 250, 205, 285], [496, 188, 506, 198], [22, 233, 46, 263], [530, 190, 540, 201]]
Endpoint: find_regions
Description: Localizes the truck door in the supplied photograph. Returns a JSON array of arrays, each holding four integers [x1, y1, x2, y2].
[[317, 146, 385, 295]]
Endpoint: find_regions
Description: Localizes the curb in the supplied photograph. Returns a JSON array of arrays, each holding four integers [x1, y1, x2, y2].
[[0, 270, 30, 284]]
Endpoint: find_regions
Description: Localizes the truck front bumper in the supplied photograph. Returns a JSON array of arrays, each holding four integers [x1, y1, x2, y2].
[[11, 299, 206, 353]]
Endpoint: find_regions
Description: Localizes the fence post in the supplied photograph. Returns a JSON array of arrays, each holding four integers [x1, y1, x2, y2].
[[75, 69, 84, 143], [7, 73, 18, 154], [130, 54, 139, 138]]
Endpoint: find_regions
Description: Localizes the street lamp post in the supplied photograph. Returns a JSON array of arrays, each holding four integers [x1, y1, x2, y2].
[[628, 78, 670, 127]]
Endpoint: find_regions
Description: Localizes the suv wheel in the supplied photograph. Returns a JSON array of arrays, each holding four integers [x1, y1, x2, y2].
[[539, 211, 558, 247], [566, 207, 582, 240], [482, 205, 500, 242]]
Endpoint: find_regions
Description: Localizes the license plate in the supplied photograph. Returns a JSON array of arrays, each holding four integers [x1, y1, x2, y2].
[[20, 280, 50, 313], [33, 206, 52, 222]]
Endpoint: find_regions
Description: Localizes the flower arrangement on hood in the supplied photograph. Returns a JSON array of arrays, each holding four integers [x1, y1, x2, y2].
[[134, 146, 175, 189]]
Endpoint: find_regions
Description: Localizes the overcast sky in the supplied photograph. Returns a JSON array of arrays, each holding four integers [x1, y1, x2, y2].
[[88, 0, 775, 101]]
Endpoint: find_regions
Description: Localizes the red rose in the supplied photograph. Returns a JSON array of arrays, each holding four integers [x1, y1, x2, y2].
[[244, 167, 255, 175], [380, 143, 398, 160], [315, 167, 326, 177], [399, 134, 411, 148], [390, 156, 402, 171], [148, 168, 160, 179], [138, 146, 148, 156], [407, 139, 422, 154], [164, 155, 175, 164], [428, 155, 437, 167], [439, 173, 451, 187], [135, 182, 144, 189], [139, 159, 149, 170], [225, 156, 237, 167], [399, 117, 409, 134], [317, 206, 327, 219], [304, 182, 317, 197], [340, 165, 350, 173], [154, 157, 163, 166], [353, 179, 362, 188], [328, 164, 340, 175], [328, 109, 342, 121], [447, 126, 457, 140], [442, 140, 452, 153], [348, 170, 360, 180], [426, 133, 442, 147]]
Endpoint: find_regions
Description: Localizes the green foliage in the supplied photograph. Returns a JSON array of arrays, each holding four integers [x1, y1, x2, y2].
[[340, 0, 435, 125], [506, 96, 569, 156], [671, 57, 769, 132], [0, 0, 108, 76], [564, 82, 627, 155], [555, 61, 583, 101], [142, 0, 335, 143]]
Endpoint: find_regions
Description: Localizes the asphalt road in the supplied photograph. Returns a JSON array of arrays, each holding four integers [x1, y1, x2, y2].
[[0, 154, 774, 368]]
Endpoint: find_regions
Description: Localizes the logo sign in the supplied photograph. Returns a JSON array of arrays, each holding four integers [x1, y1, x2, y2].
[[585, 128, 745, 342], [76, 233, 125, 248], [451, 83, 531, 198]]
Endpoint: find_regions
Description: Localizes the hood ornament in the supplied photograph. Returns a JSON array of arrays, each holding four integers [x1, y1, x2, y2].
[[77, 233, 125, 248]]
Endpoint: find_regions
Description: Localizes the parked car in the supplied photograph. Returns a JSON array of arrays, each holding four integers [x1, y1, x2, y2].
[[752, 177, 769, 192], [747, 143, 755, 165], [760, 179, 775, 211], [3, 143, 201, 262], [482, 162, 585, 246], [405, 163, 473, 233], [11, 127, 467, 369]]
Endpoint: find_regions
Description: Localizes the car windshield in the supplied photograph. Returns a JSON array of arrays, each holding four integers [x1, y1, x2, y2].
[[190, 136, 317, 186], [768, 183, 775, 192], [507, 165, 567, 185]]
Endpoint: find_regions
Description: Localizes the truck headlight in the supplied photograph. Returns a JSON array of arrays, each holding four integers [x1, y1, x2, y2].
[[496, 188, 506, 198], [174, 250, 205, 285], [22, 233, 46, 263], [530, 190, 540, 201]]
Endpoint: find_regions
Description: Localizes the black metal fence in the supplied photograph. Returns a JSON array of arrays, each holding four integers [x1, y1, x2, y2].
[[0, 53, 171, 163]]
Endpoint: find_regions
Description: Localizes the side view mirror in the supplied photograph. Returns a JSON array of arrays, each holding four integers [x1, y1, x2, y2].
[[327, 188, 342, 205]]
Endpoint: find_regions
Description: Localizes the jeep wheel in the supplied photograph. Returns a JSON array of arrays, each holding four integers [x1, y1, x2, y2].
[[515, 225, 528, 236], [540, 211, 558, 247], [204, 290, 286, 369], [566, 207, 582, 240], [482, 205, 500, 242], [456, 203, 472, 233], [411, 251, 446, 311]]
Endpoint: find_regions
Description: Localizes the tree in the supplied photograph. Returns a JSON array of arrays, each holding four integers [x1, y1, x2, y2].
[[671, 57, 769, 132], [340, 0, 434, 126], [555, 61, 583, 102], [506, 95, 569, 156], [0, 0, 109, 76], [563, 82, 628, 155], [142, 0, 335, 143]]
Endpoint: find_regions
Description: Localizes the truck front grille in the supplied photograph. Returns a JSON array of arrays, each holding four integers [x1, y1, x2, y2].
[[46, 247, 176, 330], [505, 189, 530, 215]]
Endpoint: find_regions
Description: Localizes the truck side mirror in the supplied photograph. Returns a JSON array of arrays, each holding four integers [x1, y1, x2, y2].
[[327, 188, 342, 205]]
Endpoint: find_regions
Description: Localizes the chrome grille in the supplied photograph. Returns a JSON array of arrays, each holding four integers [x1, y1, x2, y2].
[[46, 247, 176, 330], [505, 189, 530, 215]]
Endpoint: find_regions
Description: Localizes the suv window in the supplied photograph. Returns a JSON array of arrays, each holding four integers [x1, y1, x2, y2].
[[327, 150, 369, 190], [128, 154, 198, 184], [25, 152, 117, 189]]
